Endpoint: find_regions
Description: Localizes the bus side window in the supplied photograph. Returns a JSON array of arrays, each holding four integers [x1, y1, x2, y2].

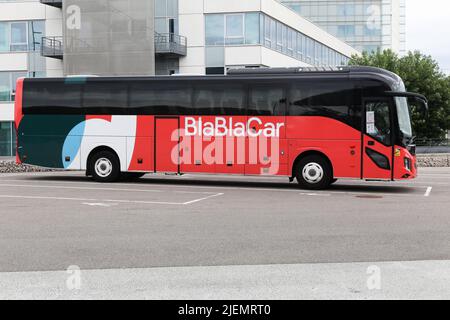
[[23, 81, 83, 115], [365, 101, 392, 146], [192, 82, 246, 116], [83, 81, 128, 115], [129, 81, 192, 115], [248, 85, 286, 116], [289, 80, 360, 130]]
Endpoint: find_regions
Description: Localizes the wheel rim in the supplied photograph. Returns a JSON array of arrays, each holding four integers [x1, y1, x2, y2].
[[94, 158, 113, 178], [302, 162, 324, 184]]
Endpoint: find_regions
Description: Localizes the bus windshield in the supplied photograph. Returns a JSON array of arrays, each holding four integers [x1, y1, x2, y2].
[[395, 97, 413, 138]]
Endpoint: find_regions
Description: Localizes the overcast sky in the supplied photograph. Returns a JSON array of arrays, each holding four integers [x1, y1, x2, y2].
[[406, 0, 450, 74]]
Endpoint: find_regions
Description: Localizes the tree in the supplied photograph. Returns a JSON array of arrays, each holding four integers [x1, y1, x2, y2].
[[349, 50, 450, 140]]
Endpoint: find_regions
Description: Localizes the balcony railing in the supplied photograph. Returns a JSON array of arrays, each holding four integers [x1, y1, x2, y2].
[[41, 36, 63, 59], [39, 0, 63, 8], [40, 33, 187, 60], [155, 33, 187, 57]]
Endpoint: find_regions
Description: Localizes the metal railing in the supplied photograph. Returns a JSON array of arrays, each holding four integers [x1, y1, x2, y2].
[[41, 36, 63, 59], [416, 139, 450, 154], [40, 33, 188, 59], [39, 0, 63, 8], [155, 33, 187, 57]]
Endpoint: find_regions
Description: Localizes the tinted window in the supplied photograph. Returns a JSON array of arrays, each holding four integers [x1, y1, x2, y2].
[[129, 81, 192, 115], [362, 80, 390, 97], [206, 67, 225, 75], [83, 81, 128, 114], [248, 84, 286, 116], [289, 80, 361, 129], [365, 101, 392, 145], [23, 80, 82, 114], [192, 82, 246, 115]]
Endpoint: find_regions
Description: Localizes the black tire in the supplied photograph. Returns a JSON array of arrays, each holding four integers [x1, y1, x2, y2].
[[121, 172, 146, 181], [89, 150, 121, 183], [331, 178, 338, 184], [295, 155, 333, 190]]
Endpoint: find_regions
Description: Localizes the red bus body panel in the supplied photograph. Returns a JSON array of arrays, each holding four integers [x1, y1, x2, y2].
[[14, 78, 25, 164]]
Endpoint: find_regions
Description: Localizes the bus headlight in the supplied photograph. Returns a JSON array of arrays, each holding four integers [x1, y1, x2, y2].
[[404, 157, 412, 171]]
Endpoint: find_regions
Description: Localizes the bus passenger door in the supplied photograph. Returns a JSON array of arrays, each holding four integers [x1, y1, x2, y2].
[[154, 117, 180, 173], [362, 99, 394, 180]]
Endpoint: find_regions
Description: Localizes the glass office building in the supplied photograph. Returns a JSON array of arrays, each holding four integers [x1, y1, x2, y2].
[[279, 0, 406, 54], [205, 12, 350, 74]]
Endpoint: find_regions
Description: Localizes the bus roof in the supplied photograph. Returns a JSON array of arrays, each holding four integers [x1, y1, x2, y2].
[[24, 66, 403, 90]]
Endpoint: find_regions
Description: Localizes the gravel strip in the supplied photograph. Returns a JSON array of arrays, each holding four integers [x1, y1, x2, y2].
[[0, 161, 57, 174], [417, 154, 450, 168]]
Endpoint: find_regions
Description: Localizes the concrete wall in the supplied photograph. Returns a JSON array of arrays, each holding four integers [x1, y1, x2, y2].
[[63, 0, 155, 76]]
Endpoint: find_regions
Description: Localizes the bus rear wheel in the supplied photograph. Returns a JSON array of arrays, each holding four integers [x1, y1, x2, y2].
[[295, 155, 333, 190], [90, 150, 121, 183]]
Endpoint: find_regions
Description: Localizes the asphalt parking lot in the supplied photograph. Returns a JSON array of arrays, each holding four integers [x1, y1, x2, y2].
[[0, 168, 449, 299]]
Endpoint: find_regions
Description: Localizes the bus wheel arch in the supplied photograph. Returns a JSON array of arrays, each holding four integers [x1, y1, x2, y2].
[[87, 146, 121, 182], [292, 151, 334, 190]]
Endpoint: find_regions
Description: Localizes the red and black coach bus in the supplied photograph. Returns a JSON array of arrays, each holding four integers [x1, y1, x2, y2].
[[14, 66, 427, 189]]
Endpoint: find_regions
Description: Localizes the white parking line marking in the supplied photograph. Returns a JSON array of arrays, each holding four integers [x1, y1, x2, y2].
[[299, 190, 420, 198], [299, 193, 331, 197], [0, 193, 224, 206], [83, 203, 118, 207], [424, 187, 433, 197], [182, 193, 224, 205], [0, 178, 430, 197], [0, 180, 425, 198], [0, 194, 183, 205], [0, 183, 216, 195]]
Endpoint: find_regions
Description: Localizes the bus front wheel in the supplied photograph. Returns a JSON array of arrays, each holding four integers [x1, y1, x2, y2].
[[89, 150, 121, 183], [295, 155, 333, 190]]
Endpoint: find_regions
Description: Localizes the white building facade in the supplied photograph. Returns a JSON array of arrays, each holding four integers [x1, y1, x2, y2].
[[0, 0, 63, 156], [0, 0, 358, 156]]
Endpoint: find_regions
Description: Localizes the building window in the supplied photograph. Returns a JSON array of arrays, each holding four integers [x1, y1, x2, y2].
[[10, 22, 27, 51], [364, 25, 381, 37], [287, 28, 294, 56], [362, 45, 380, 53], [264, 15, 272, 47], [205, 14, 225, 45], [0, 122, 16, 157], [337, 4, 355, 16], [155, 0, 179, 34], [314, 42, 320, 65], [225, 14, 244, 45], [0, 71, 36, 102], [245, 13, 260, 45], [276, 22, 283, 51], [337, 25, 355, 38], [206, 46, 225, 69], [0, 22, 8, 52], [0, 20, 44, 52], [205, 67, 225, 75]]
